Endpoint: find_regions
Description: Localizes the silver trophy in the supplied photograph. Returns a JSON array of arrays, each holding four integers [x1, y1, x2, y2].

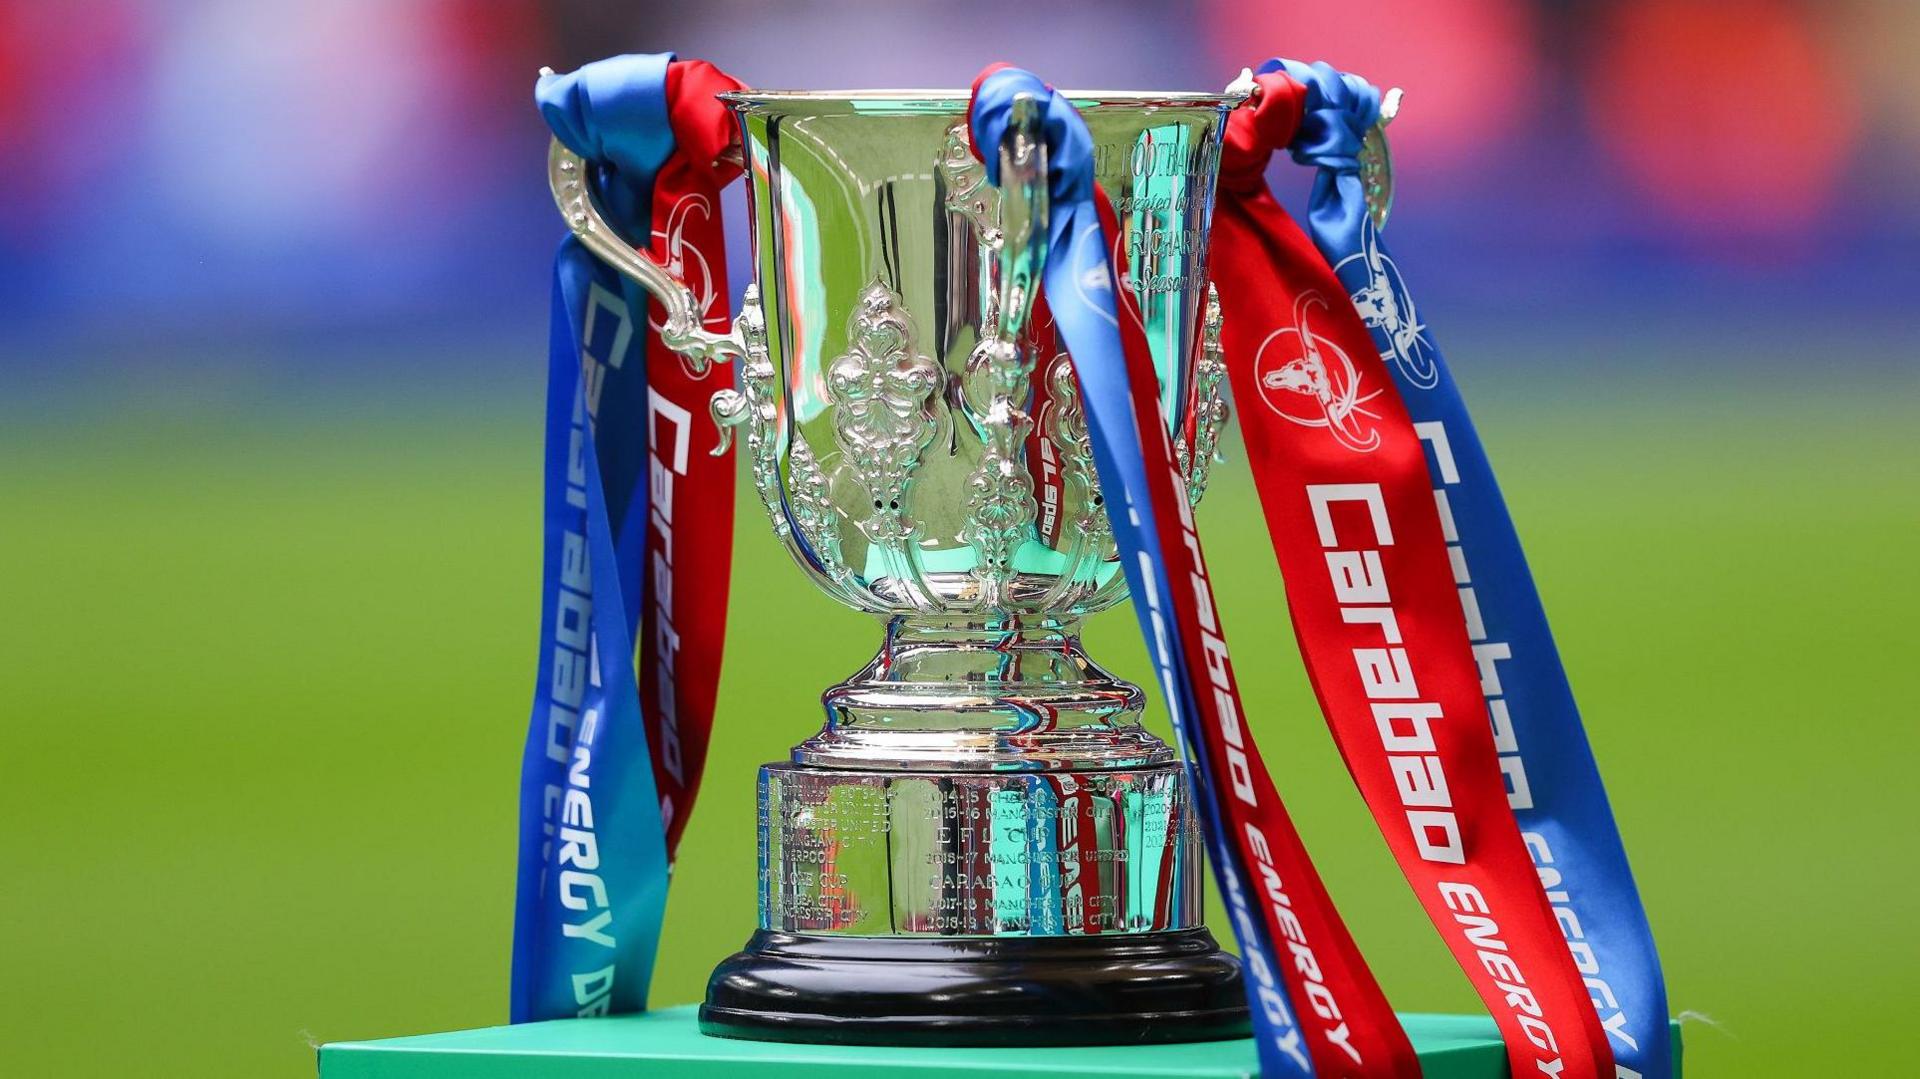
[[549, 85, 1247, 1045]]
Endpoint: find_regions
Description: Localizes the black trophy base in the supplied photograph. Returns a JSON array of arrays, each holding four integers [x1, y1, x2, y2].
[[699, 927, 1250, 1047]]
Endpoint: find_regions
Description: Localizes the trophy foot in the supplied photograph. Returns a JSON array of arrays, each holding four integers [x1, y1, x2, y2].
[[699, 927, 1249, 1046]]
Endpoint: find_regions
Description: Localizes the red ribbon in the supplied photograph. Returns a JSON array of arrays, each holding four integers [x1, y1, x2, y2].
[[637, 60, 742, 855], [1088, 190, 1418, 1077], [1213, 74, 1614, 1078]]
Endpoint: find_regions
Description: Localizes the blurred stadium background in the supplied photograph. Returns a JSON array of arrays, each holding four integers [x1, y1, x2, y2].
[[2, 1, 1913, 1075]]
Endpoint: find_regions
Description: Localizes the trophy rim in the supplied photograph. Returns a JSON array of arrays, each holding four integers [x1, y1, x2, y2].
[[718, 88, 1248, 115]]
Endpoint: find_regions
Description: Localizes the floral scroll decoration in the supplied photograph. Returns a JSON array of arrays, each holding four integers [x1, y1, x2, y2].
[[962, 335, 1038, 595], [1044, 352, 1112, 550], [826, 280, 942, 545], [1175, 284, 1229, 506], [711, 287, 786, 534]]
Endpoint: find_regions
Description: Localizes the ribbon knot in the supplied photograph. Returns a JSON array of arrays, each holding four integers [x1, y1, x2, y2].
[[536, 53, 676, 179], [1262, 58, 1381, 174], [1218, 73, 1307, 194], [536, 54, 742, 249], [967, 64, 1095, 206], [660, 59, 746, 190]]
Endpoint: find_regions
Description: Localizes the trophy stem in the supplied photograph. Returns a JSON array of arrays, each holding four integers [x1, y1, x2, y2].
[[798, 614, 1164, 772]]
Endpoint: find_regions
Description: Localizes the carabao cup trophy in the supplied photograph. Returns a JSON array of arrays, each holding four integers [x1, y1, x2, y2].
[[550, 87, 1248, 1045]]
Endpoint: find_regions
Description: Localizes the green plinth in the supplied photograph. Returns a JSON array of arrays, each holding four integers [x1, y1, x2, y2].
[[320, 1005, 1681, 1078]]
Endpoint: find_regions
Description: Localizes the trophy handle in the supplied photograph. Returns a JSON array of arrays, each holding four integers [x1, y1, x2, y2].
[[950, 92, 1051, 608], [989, 92, 1049, 346], [1361, 87, 1402, 231], [1223, 69, 1400, 231], [545, 137, 748, 375]]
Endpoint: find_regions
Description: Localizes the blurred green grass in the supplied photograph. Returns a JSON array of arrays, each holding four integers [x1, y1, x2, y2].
[[0, 360, 1911, 1076]]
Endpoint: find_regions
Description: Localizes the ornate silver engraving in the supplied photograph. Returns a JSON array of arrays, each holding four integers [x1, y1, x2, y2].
[[939, 122, 1002, 249], [711, 288, 863, 598], [1184, 285, 1230, 506], [711, 286, 787, 536], [962, 338, 1038, 600], [787, 433, 843, 578], [826, 280, 942, 546]]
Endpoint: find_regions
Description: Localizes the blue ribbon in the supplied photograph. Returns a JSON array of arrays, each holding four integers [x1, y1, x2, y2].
[[510, 53, 676, 1024], [1267, 56, 1672, 1078], [973, 68, 1314, 1079]]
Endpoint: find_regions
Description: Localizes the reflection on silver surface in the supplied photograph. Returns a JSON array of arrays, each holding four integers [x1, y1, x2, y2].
[[761, 763, 1200, 937], [729, 88, 1236, 757], [552, 88, 1239, 939]]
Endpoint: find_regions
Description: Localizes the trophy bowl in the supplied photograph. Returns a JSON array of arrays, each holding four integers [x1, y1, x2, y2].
[[550, 85, 1248, 1046]]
